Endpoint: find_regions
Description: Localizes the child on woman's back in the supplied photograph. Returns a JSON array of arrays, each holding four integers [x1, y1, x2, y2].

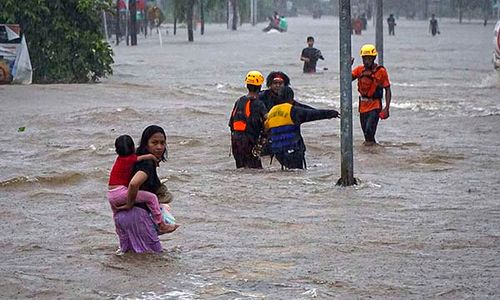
[[108, 135, 178, 234]]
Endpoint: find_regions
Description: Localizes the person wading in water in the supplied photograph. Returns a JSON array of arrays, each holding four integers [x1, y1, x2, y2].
[[228, 71, 268, 168], [351, 44, 392, 146]]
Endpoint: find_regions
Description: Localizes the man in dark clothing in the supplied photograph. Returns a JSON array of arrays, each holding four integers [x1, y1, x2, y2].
[[259, 71, 290, 111], [300, 36, 324, 73], [264, 86, 340, 169], [429, 14, 441, 36], [387, 14, 396, 35], [360, 13, 368, 30], [229, 71, 268, 168], [429, 14, 440, 36], [259, 71, 315, 111]]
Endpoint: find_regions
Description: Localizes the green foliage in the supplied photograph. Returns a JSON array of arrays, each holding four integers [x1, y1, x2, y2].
[[0, 0, 114, 83], [174, 0, 187, 22]]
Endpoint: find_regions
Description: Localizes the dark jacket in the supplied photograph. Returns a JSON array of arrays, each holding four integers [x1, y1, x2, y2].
[[259, 89, 315, 111]]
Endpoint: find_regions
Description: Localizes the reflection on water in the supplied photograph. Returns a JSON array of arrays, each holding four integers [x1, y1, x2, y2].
[[0, 16, 499, 299]]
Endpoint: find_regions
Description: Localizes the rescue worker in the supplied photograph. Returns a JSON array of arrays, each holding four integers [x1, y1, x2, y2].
[[264, 86, 340, 169], [257, 71, 317, 157], [351, 44, 392, 146], [228, 71, 268, 168]]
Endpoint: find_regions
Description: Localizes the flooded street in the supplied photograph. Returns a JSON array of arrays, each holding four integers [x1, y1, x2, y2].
[[0, 16, 499, 299]]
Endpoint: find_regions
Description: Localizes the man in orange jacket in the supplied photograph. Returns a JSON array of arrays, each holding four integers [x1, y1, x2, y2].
[[352, 44, 392, 145]]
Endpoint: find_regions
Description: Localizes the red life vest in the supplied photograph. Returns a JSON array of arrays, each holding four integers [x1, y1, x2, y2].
[[357, 65, 384, 99]]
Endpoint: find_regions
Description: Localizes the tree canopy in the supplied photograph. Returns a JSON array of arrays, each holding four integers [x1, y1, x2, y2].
[[0, 0, 114, 83]]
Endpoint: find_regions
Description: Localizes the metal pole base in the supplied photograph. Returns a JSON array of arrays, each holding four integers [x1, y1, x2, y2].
[[336, 177, 358, 186]]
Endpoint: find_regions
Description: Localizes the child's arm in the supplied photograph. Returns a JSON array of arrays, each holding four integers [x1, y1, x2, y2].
[[137, 154, 157, 162]]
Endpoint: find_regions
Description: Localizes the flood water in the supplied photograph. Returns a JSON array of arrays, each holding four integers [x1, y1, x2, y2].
[[0, 16, 499, 299]]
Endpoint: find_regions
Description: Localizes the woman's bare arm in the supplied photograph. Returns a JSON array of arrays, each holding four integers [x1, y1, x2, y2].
[[117, 171, 148, 210]]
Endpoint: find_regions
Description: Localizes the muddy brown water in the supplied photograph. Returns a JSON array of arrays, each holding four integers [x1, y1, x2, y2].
[[0, 17, 499, 299]]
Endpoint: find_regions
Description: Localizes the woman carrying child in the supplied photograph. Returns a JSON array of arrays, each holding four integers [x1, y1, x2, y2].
[[109, 125, 179, 253]]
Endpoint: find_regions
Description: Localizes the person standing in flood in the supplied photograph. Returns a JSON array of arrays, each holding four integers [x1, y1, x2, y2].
[[300, 36, 324, 73], [352, 44, 392, 146], [264, 86, 340, 169], [114, 125, 180, 254], [429, 14, 440, 36], [108, 134, 175, 235], [228, 71, 268, 168], [256, 71, 321, 157], [387, 14, 396, 36]]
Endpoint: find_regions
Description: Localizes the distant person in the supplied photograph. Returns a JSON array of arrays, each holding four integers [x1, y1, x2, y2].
[[262, 16, 275, 32], [262, 14, 283, 32], [429, 14, 440, 36], [312, 4, 322, 19], [264, 86, 339, 169], [352, 16, 363, 35], [300, 36, 324, 73], [228, 71, 268, 168], [108, 135, 176, 235], [279, 16, 288, 32], [387, 14, 396, 35], [360, 13, 368, 30], [351, 44, 392, 146], [273, 11, 280, 24], [148, 5, 163, 31]]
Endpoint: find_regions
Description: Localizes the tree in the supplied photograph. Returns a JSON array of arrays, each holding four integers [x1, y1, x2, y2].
[[451, 0, 493, 22], [229, 0, 239, 30], [186, 0, 195, 41], [200, 0, 205, 35], [0, 0, 114, 83], [172, 0, 185, 36], [171, 0, 195, 41]]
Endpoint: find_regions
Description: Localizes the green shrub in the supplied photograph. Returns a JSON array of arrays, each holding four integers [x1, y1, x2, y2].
[[0, 0, 114, 83]]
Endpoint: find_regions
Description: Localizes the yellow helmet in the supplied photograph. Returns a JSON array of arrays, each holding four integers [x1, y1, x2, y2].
[[245, 71, 264, 86], [360, 44, 378, 57]]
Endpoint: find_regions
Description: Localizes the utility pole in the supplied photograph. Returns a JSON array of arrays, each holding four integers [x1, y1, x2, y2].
[[250, 0, 257, 26], [187, 0, 194, 41], [337, 0, 356, 186], [375, 0, 383, 66], [115, 1, 120, 45], [200, 0, 205, 35], [102, 10, 109, 40]]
